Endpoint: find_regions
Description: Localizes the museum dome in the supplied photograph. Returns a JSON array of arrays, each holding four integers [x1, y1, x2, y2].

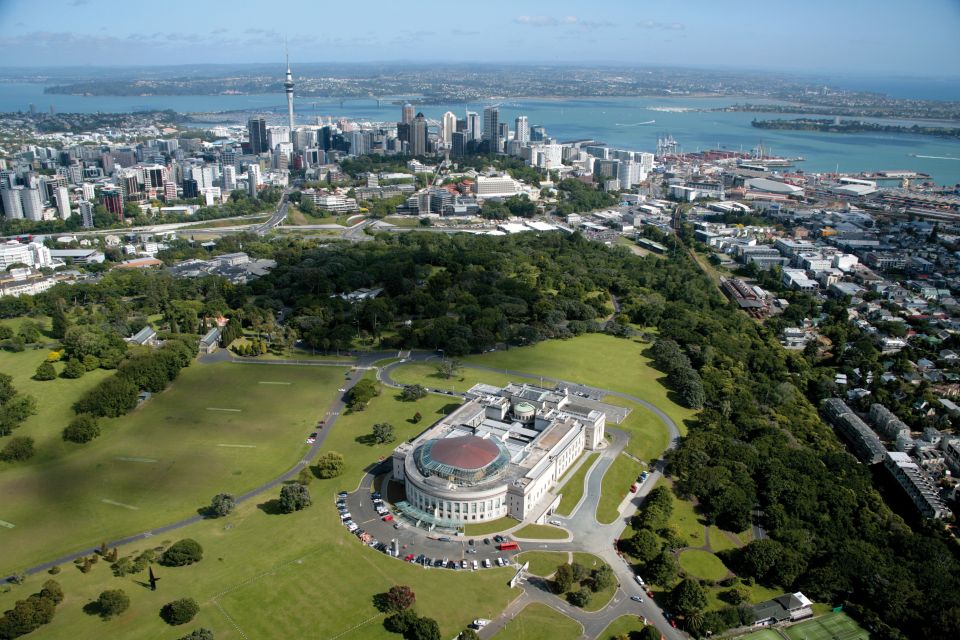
[[414, 435, 510, 485]]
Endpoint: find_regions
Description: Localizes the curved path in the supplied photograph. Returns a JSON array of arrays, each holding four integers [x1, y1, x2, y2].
[[8, 349, 685, 640]]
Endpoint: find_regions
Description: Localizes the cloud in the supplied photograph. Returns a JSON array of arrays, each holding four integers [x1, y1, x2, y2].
[[637, 20, 685, 30], [514, 15, 579, 27], [211, 28, 229, 35]]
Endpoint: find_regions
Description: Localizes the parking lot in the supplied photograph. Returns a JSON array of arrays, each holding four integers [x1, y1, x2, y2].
[[339, 481, 523, 571]]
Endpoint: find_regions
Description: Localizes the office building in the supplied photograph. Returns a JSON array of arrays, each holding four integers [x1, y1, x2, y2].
[[78, 200, 94, 228], [222, 165, 236, 192], [466, 111, 481, 141], [530, 125, 546, 142], [402, 103, 415, 125], [21, 187, 44, 221], [247, 117, 269, 155], [1, 186, 24, 219], [515, 116, 529, 144], [451, 131, 467, 157], [101, 189, 123, 219], [268, 126, 291, 149], [81, 182, 96, 201], [410, 113, 428, 156], [54, 185, 71, 219], [482, 106, 500, 152], [247, 164, 261, 197]]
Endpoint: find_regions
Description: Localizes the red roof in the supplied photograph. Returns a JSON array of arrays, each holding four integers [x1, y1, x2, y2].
[[430, 436, 500, 470]]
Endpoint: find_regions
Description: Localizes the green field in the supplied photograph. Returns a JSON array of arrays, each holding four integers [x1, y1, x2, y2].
[[678, 549, 730, 581], [736, 629, 784, 640], [0, 380, 518, 639], [783, 613, 870, 640], [614, 399, 672, 462], [596, 454, 644, 524], [492, 603, 581, 640], [388, 361, 516, 393], [515, 551, 569, 577], [0, 361, 344, 574], [464, 516, 517, 536], [599, 615, 655, 639], [513, 524, 568, 540], [555, 452, 598, 515], [465, 334, 697, 433], [667, 486, 706, 547], [708, 525, 742, 553]]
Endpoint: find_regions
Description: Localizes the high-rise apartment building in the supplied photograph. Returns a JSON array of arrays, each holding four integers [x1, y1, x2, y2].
[[515, 116, 530, 144], [1, 185, 23, 219], [441, 111, 457, 146], [21, 188, 44, 221], [482, 106, 499, 151], [409, 113, 428, 156], [54, 185, 71, 219], [78, 200, 94, 228], [402, 103, 415, 125], [466, 111, 481, 142]]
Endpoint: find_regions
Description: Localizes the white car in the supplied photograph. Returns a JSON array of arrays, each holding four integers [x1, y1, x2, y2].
[[548, 519, 562, 526], [635, 575, 645, 586], [472, 619, 490, 628], [496, 557, 505, 567], [483, 558, 492, 568]]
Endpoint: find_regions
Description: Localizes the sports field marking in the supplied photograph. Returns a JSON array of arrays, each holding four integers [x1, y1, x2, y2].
[[101, 499, 139, 510], [217, 444, 257, 448], [259, 381, 292, 385], [207, 407, 242, 412], [114, 456, 158, 463], [0, 520, 15, 529]]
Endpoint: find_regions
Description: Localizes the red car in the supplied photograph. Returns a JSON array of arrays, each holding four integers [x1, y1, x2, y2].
[[382, 514, 394, 522], [404, 553, 415, 562]]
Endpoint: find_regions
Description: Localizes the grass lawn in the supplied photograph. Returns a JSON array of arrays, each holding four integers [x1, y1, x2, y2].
[[513, 524, 567, 540], [555, 452, 598, 515], [782, 613, 870, 640], [599, 615, 656, 639], [0, 362, 345, 575], [383, 215, 427, 228], [464, 517, 518, 536], [388, 361, 516, 393], [492, 603, 581, 640], [515, 551, 569, 577], [678, 549, 729, 581], [179, 214, 270, 229], [566, 553, 616, 613], [465, 334, 697, 434], [735, 630, 784, 640], [667, 488, 706, 547], [596, 454, 644, 524], [705, 581, 781, 612], [708, 525, 742, 553], [0, 382, 517, 640], [613, 399, 672, 462]]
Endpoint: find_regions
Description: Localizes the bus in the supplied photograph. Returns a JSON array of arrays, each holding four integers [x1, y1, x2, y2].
[[497, 541, 520, 551]]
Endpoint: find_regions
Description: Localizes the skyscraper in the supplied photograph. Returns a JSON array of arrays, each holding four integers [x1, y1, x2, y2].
[[466, 111, 481, 141], [21, 188, 44, 221], [402, 103, 415, 124], [78, 200, 94, 229], [247, 164, 261, 197], [410, 113, 428, 156], [247, 117, 269, 155], [482, 106, 500, 152], [451, 131, 467, 157], [0, 185, 23, 220], [441, 111, 457, 146], [515, 116, 530, 144], [54, 185, 71, 219], [284, 55, 295, 131]]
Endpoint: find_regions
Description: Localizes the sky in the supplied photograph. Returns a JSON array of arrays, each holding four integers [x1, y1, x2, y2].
[[0, 0, 958, 78]]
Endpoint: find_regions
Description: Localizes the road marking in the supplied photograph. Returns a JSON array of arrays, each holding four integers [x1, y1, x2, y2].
[[114, 456, 158, 463], [217, 444, 257, 448], [0, 520, 15, 529], [207, 407, 242, 412], [258, 381, 292, 385], [101, 499, 139, 510]]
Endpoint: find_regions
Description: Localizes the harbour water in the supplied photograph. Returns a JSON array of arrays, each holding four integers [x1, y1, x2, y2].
[[2, 82, 959, 185]]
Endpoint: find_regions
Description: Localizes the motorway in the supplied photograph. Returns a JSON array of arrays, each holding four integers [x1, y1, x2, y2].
[[7, 349, 686, 640]]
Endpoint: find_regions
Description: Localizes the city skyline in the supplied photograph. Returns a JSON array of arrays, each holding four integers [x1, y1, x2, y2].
[[0, 0, 958, 77]]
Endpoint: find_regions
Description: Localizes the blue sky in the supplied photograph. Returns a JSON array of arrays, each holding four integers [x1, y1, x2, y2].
[[0, 0, 958, 77]]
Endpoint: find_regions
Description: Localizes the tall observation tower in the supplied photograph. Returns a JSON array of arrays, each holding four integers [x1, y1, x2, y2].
[[284, 53, 295, 130]]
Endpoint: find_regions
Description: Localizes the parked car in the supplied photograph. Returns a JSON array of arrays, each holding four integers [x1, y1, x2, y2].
[[635, 575, 645, 586], [493, 535, 505, 543], [496, 557, 505, 567], [548, 519, 562, 526], [483, 538, 490, 545], [630, 595, 644, 602], [483, 558, 492, 568], [472, 619, 491, 629], [460, 560, 468, 569]]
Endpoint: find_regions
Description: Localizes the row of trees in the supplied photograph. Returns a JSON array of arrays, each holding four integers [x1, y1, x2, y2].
[[649, 338, 705, 409], [0, 580, 63, 639]]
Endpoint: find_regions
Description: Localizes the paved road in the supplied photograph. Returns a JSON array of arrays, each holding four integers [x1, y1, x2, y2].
[[254, 192, 291, 236]]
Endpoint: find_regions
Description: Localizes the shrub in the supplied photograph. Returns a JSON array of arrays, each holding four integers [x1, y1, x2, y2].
[[97, 589, 130, 619], [33, 362, 56, 381], [160, 539, 204, 567], [160, 598, 199, 626], [39, 580, 63, 605], [62, 414, 100, 443], [208, 493, 235, 517], [61, 358, 86, 379], [314, 452, 344, 479], [178, 629, 215, 640], [0, 436, 35, 462], [278, 483, 312, 513], [384, 608, 417, 634]]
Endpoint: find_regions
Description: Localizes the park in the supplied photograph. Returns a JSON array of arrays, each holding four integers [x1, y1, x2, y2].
[[0, 330, 868, 640]]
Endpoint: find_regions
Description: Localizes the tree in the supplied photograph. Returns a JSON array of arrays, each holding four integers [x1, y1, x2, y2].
[[647, 550, 679, 587], [0, 394, 37, 436], [435, 359, 462, 380], [591, 564, 615, 592], [18, 320, 41, 344], [178, 630, 215, 640], [623, 529, 661, 563], [553, 563, 574, 594], [61, 358, 86, 379], [384, 608, 417, 634], [384, 585, 416, 612], [278, 483, 312, 513], [73, 376, 139, 418], [408, 616, 441, 640], [0, 593, 57, 638], [63, 414, 100, 443], [345, 379, 380, 411], [567, 586, 591, 607], [570, 562, 589, 584], [0, 436, 35, 462], [671, 578, 708, 616], [160, 598, 199, 626], [51, 304, 70, 340], [400, 384, 427, 401], [372, 422, 395, 444], [33, 361, 56, 381], [0, 373, 15, 404], [39, 580, 63, 605], [315, 452, 344, 479], [160, 539, 204, 566], [97, 589, 130, 619], [208, 493, 235, 517], [459, 629, 481, 640]]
